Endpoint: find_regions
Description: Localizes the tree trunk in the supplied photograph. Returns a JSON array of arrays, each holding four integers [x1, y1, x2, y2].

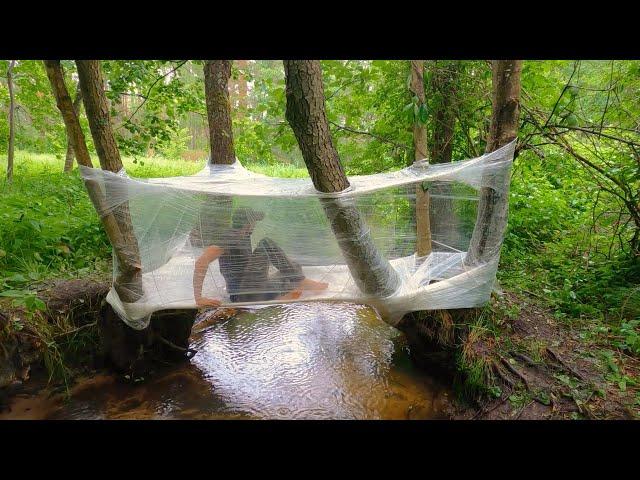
[[429, 61, 459, 164], [428, 61, 461, 249], [76, 60, 143, 304], [284, 60, 400, 297], [76, 61, 124, 172], [410, 60, 432, 257], [204, 60, 235, 165], [396, 60, 522, 382], [188, 61, 236, 249], [44, 60, 136, 279], [465, 60, 521, 266], [63, 84, 83, 173], [6, 60, 16, 183], [45, 60, 197, 377]]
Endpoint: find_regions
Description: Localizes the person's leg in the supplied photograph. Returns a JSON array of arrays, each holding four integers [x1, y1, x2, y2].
[[255, 238, 305, 283], [234, 247, 271, 302], [256, 238, 328, 296]]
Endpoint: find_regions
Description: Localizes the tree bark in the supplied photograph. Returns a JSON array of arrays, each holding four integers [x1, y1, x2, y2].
[[429, 61, 459, 165], [189, 60, 236, 249], [465, 60, 521, 266], [6, 60, 16, 183], [75, 60, 143, 302], [428, 61, 461, 249], [284, 60, 400, 297], [204, 60, 235, 165], [410, 60, 432, 257], [45, 61, 137, 276], [45, 60, 196, 377], [76, 61, 124, 172], [63, 84, 83, 173], [397, 60, 522, 383]]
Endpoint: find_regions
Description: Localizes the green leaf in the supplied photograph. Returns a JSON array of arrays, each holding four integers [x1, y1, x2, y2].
[[0, 289, 28, 298], [5, 273, 27, 283], [418, 103, 429, 124], [25, 295, 46, 312]]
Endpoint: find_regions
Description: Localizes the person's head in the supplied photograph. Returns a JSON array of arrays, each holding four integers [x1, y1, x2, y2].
[[232, 207, 265, 232]]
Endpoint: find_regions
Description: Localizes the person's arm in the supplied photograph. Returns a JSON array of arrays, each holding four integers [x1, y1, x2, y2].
[[193, 245, 224, 307]]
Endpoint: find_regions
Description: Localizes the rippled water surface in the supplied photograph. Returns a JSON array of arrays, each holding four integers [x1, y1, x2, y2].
[[2, 303, 452, 419]]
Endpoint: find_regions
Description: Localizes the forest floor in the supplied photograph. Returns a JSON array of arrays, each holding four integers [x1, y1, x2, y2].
[[448, 291, 639, 419]]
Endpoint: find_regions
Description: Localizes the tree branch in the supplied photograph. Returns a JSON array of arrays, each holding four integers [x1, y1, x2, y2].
[[328, 120, 409, 151]]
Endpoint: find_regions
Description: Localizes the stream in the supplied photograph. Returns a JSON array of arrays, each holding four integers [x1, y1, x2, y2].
[[1, 303, 453, 420]]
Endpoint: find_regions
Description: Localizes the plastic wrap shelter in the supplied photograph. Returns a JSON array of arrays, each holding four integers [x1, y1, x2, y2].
[[79, 141, 516, 330]]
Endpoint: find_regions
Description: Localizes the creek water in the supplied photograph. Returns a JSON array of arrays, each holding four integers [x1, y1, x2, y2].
[[1, 303, 452, 420]]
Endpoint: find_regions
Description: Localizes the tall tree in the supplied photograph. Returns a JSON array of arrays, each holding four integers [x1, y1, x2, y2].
[[46, 60, 196, 375], [75, 60, 144, 303], [429, 61, 459, 164], [284, 60, 400, 297], [203, 60, 235, 165], [465, 60, 522, 266], [189, 60, 236, 250], [427, 61, 462, 250], [63, 83, 83, 172], [6, 60, 16, 183], [76, 61, 124, 172], [397, 60, 522, 374], [409, 60, 432, 257], [44, 60, 141, 302]]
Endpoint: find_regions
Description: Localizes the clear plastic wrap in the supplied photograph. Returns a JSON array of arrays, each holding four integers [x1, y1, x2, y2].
[[80, 141, 515, 329]]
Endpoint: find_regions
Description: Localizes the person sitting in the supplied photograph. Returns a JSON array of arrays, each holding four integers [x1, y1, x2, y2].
[[193, 207, 328, 307]]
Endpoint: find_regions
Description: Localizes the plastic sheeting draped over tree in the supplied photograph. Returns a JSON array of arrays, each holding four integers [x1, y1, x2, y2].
[[80, 141, 515, 330]]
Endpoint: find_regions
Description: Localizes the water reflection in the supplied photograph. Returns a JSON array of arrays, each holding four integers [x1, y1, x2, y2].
[[1, 303, 451, 420]]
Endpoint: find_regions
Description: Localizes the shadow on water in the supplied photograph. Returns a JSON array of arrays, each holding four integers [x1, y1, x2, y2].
[[1, 303, 453, 420]]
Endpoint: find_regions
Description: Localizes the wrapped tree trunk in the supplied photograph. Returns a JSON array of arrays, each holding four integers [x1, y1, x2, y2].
[[44, 60, 132, 276], [190, 60, 235, 249], [465, 60, 521, 266], [45, 60, 196, 377], [75, 60, 144, 303], [63, 84, 83, 173], [397, 60, 522, 377], [6, 60, 16, 183], [410, 60, 432, 257], [428, 61, 461, 248], [284, 60, 400, 297]]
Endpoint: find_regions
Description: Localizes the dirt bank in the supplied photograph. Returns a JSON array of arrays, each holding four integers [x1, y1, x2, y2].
[[0, 279, 108, 390], [450, 292, 639, 419]]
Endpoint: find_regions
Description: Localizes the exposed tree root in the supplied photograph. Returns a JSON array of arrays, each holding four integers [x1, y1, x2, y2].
[[499, 354, 530, 389], [545, 347, 587, 381]]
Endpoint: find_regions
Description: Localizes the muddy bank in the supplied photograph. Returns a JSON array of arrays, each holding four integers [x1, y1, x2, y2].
[[0, 279, 108, 391]]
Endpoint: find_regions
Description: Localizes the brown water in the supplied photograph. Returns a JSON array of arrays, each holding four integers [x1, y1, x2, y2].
[[1, 303, 452, 420]]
